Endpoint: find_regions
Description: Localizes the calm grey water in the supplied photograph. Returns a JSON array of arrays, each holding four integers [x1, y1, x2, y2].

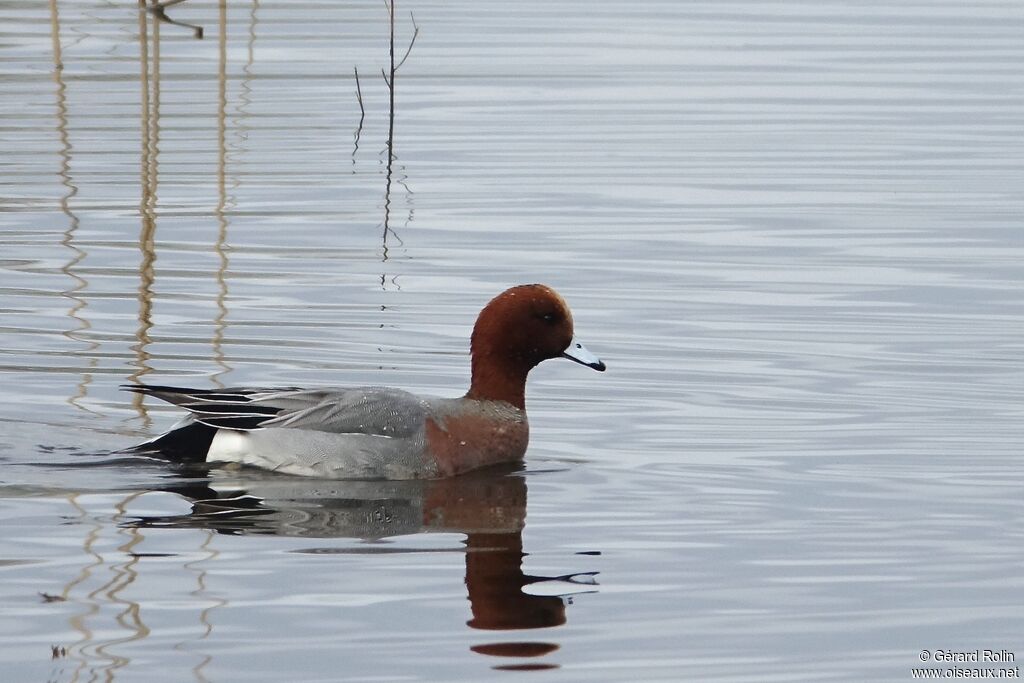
[[2, 0, 1023, 681]]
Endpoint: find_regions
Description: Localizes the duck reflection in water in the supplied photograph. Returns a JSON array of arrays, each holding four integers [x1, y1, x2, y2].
[[129, 466, 597, 667]]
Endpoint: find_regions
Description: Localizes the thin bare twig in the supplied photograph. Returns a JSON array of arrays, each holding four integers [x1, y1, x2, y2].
[[386, 0, 395, 80], [378, 0, 418, 257], [395, 12, 419, 71], [353, 66, 365, 120], [352, 66, 365, 158]]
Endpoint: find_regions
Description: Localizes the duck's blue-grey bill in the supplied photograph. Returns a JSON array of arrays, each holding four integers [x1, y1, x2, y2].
[[562, 339, 606, 372]]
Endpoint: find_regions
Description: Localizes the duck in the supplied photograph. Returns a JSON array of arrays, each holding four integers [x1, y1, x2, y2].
[[124, 284, 605, 479]]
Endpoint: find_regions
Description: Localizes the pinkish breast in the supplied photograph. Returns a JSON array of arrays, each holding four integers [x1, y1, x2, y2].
[[424, 408, 529, 477]]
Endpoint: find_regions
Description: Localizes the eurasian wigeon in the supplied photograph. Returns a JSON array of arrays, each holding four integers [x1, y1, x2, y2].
[[124, 284, 605, 479]]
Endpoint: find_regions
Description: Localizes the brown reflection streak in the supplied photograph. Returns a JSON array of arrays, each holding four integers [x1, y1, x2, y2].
[[130, 1, 160, 424], [176, 530, 223, 683], [50, 0, 99, 413], [50, 492, 149, 681], [59, 495, 104, 683], [90, 494, 150, 680], [211, 0, 232, 388], [58, 494, 223, 682]]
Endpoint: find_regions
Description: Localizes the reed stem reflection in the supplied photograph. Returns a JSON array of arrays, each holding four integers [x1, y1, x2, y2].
[[60, 494, 105, 683], [73, 492, 148, 681], [50, 0, 99, 414], [211, 0, 232, 389], [129, 0, 161, 425], [179, 530, 222, 683]]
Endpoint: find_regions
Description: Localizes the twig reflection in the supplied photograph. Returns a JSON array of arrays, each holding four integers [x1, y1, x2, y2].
[[379, 1, 416, 278], [352, 66, 365, 161]]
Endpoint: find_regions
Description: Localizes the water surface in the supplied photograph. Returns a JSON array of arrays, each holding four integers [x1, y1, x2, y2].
[[1, 0, 1023, 681]]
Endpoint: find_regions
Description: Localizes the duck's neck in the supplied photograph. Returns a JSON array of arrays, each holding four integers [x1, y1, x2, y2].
[[466, 353, 529, 409]]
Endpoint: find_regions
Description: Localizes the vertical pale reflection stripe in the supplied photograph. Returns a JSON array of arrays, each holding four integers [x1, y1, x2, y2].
[[89, 493, 149, 681], [179, 530, 225, 683], [130, 0, 159, 423], [212, 0, 232, 389], [50, 0, 99, 414], [61, 494, 104, 683]]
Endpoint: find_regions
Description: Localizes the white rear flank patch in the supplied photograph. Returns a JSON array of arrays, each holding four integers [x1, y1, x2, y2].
[[208, 429, 254, 464], [206, 428, 340, 477]]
